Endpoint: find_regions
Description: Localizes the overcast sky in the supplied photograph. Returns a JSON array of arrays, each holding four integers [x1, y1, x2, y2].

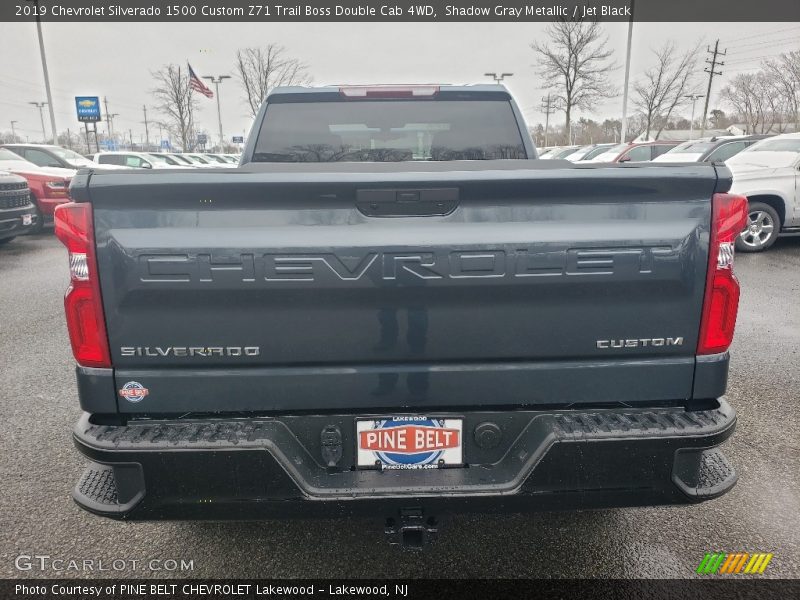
[[1, 21, 797, 144]]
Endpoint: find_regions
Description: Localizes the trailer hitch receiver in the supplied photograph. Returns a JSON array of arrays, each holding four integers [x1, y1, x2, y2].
[[385, 508, 438, 549]]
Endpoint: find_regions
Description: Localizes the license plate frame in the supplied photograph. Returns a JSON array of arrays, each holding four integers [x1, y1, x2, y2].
[[355, 416, 463, 470]]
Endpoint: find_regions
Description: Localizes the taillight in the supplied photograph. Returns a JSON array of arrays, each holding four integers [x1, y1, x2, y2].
[[54, 202, 111, 368], [697, 193, 748, 355], [46, 179, 70, 197]]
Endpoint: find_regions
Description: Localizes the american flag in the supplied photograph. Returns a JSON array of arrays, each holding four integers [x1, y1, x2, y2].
[[188, 63, 214, 98]]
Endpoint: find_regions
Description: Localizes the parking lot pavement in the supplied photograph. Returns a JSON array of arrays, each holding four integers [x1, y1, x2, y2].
[[1, 233, 798, 579]]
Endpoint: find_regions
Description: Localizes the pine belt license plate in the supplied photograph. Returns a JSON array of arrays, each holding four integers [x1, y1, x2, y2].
[[356, 417, 463, 470]]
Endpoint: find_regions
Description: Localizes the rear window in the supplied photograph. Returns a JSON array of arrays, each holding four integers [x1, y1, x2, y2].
[[0, 148, 25, 161], [748, 139, 800, 152], [252, 100, 527, 162]]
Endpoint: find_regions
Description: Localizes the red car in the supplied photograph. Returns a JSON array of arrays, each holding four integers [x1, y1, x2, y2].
[[0, 148, 73, 231], [588, 141, 682, 163]]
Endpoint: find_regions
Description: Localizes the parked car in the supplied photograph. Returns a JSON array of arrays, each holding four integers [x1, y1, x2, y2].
[[145, 153, 186, 168], [539, 145, 581, 160], [60, 85, 744, 546], [0, 148, 72, 231], [564, 143, 616, 162], [589, 141, 681, 163], [726, 132, 800, 251], [652, 135, 769, 163], [179, 153, 218, 168], [161, 153, 196, 167], [0, 171, 37, 244], [1, 143, 114, 170], [202, 153, 237, 167], [91, 152, 177, 169]]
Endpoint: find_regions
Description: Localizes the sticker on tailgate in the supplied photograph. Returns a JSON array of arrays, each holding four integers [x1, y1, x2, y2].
[[356, 417, 463, 469]]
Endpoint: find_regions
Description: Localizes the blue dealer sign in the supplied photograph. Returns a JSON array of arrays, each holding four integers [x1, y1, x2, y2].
[[75, 96, 101, 122]]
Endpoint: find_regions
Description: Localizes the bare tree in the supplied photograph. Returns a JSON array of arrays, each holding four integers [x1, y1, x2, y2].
[[235, 44, 311, 117], [764, 51, 800, 130], [531, 20, 617, 141], [633, 41, 700, 140], [152, 64, 198, 151], [720, 73, 774, 134]]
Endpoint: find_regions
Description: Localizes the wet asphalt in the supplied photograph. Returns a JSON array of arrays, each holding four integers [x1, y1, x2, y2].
[[0, 233, 798, 579]]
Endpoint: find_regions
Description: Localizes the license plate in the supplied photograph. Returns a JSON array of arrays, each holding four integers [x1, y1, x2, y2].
[[356, 417, 463, 469], [22, 214, 32, 225]]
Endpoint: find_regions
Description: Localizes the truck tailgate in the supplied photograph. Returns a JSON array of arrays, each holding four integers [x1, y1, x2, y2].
[[80, 162, 724, 413]]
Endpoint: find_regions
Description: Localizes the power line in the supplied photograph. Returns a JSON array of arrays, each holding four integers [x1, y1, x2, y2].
[[727, 35, 800, 54], [719, 25, 800, 45], [725, 51, 797, 66]]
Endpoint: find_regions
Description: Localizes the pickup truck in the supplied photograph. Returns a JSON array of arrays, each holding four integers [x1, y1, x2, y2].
[[60, 85, 746, 547], [0, 170, 37, 243]]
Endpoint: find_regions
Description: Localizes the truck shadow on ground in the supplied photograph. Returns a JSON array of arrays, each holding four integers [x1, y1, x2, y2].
[[175, 508, 655, 578]]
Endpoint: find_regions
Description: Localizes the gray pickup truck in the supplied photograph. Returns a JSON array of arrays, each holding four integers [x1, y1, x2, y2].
[[59, 85, 746, 547]]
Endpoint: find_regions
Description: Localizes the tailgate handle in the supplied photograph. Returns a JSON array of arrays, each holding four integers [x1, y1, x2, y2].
[[357, 188, 459, 217]]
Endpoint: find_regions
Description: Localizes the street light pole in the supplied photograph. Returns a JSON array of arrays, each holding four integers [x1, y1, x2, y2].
[[484, 72, 514, 84], [684, 94, 705, 139], [28, 101, 47, 142], [619, 0, 635, 143], [142, 106, 150, 151], [203, 75, 232, 151], [27, 0, 57, 143]]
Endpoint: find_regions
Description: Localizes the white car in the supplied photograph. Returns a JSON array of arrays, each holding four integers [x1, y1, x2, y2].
[[540, 146, 580, 160], [202, 153, 237, 168], [564, 144, 616, 162], [726, 133, 800, 252], [91, 152, 179, 170], [178, 153, 219, 168]]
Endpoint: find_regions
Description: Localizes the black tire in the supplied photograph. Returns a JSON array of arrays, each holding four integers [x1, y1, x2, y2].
[[735, 201, 780, 253], [0, 237, 15, 245]]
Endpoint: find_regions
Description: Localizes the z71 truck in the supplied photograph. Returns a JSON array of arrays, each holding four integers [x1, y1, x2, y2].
[[59, 85, 746, 548]]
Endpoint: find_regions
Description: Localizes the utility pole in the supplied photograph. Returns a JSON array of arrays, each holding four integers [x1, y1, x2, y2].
[[142, 105, 150, 150], [103, 98, 119, 140], [484, 72, 513, 84], [203, 75, 231, 151], [10, 121, 18, 142], [129, 129, 134, 150], [157, 122, 164, 147], [684, 94, 704, 139], [28, 101, 47, 142], [619, 0, 635, 143], [700, 40, 726, 138], [541, 94, 556, 147], [27, 0, 57, 143]]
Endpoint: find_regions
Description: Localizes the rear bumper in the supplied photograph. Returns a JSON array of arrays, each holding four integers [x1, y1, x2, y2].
[[0, 205, 37, 239], [36, 195, 69, 218], [72, 400, 737, 520]]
